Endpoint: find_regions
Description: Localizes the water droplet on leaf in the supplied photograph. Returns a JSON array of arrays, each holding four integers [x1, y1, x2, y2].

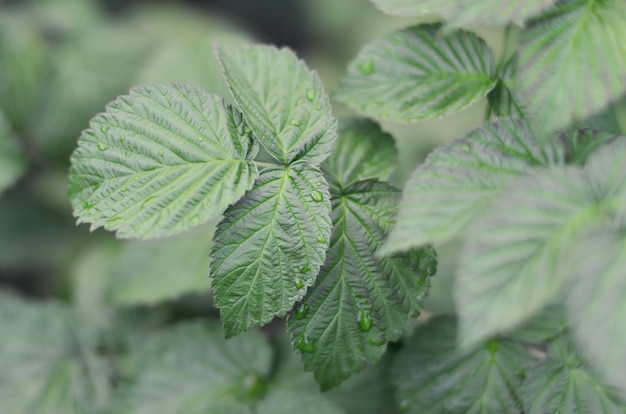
[[294, 303, 308, 320], [297, 334, 315, 353], [306, 88, 316, 101], [463, 143, 471, 152], [295, 277, 305, 289], [358, 59, 375, 75], [97, 142, 110, 151], [310, 190, 323, 202], [315, 104, 322, 111], [197, 136, 204, 142], [301, 264, 311, 274], [290, 119, 302, 126], [357, 309, 373, 332], [317, 236, 326, 244], [100, 125, 110, 133]]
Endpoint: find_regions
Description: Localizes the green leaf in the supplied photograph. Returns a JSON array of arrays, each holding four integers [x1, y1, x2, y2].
[[369, 0, 455, 18], [487, 56, 527, 119], [333, 24, 497, 123], [257, 390, 345, 414], [108, 221, 217, 306], [565, 221, 626, 391], [288, 180, 434, 390], [0, 290, 111, 414], [523, 337, 626, 413], [0, 112, 26, 196], [323, 118, 397, 188], [392, 316, 535, 413], [518, 0, 626, 135], [108, 322, 271, 414], [69, 84, 259, 240], [216, 42, 337, 165], [505, 303, 567, 344], [381, 119, 553, 255], [556, 128, 623, 166], [455, 138, 626, 345], [211, 163, 332, 337]]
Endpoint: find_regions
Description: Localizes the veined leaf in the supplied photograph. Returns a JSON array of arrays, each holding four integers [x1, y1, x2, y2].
[[323, 118, 397, 189], [381, 119, 553, 255], [556, 128, 622, 166], [108, 322, 271, 414], [289, 180, 435, 390], [216, 42, 337, 165], [0, 112, 26, 196], [69, 84, 258, 239], [523, 337, 626, 413], [487, 56, 527, 119], [518, 0, 626, 135], [334, 24, 497, 123], [108, 221, 217, 306], [449, 0, 559, 26], [392, 316, 535, 414], [257, 390, 345, 414], [211, 163, 332, 338], [0, 290, 110, 414], [369, 0, 455, 18]]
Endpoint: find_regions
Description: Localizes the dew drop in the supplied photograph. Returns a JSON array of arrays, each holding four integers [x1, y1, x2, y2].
[[306, 88, 316, 101], [463, 143, 471, 153], [119, 136, 125, 142], [297, 334, 315, 353], [317, 236, 326, 244], [97, 142, 110, 151], [82, 201, 94, 210], [310, 190, 324, 202], [295, 277, 305, 290], [100, 125, 110, 133], [197, 136, 204, 142], [369, 337, 386, 347], [290, 119, 302, 126], [357, 309, 373, 332], [357, 59, 375, 75], [315, 104, 322, 111], [121, 187, 128, 192], [294, 303, 308, 320], [159, 151, 164, 158], [300, 264, 311, 274]]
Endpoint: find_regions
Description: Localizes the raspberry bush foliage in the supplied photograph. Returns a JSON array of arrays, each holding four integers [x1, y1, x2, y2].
[[1, 0, 626, 412]]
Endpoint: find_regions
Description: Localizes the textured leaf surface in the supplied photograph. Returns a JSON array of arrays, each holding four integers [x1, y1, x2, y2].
[[323, 118, 396, 188], [211, 163, 332, 337], [523, 337, 626, 413], [487, 56, 527, 119], [369, 0, 455, 18], [518, 0, 626, 134], [257, 390, 345, 414], [334, 24, 497, 122], [109, 221, 217, 306], [216, 42, 337, 165], [109, 322, 271, 414], [382, 119, 552, 255], [456, 137, 626, 345], [393, 316, 534, 414], [289, 180, 435, 390], [69, 84, 258, 239], [0, 112, 26, 195], [0, 290, 110, 414]]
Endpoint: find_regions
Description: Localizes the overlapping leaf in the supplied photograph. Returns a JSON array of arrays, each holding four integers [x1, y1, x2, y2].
[[0, 112, 26, 196], [323, 118, 397, 188], [108, 322, 271, 414], [518, 0, 626, 134], [216, 42, 337, 165], [456, 138, 626, 345], [334, 24, 497, 122], [109, 221, 217, 306], [289, 180, 435, 390], [523, 337, 626, 413], [392, 316, 535, 414], [211, 163, 332, 338], [69, 84, 259, 239], [487, 56, 527, 119], [0, 290, 111, 414], [381, 119, 553, 255]]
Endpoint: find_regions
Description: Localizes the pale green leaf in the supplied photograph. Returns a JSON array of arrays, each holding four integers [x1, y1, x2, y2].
[[108, 221, 217, 306], [369, 0, 455, 18], [455, 138, 626, 345], [0, 112, 26, 196], [69, 84, 258, 239], [381, 119, 554, 255], [108, 322, 271, 414], [487, 56, 527, 119], [334, 24, 497, 122], [257, 390, 345, 414], [211, 163, 332, 337], [556, 128, 623, 166], [523, 337, 626, 413], [392, 316, 534, 414], [0, 290, 111, 414], [518, 0, 626, 134], [505, 303, 567, 344], [289, 180, 435, 390], [323, 118, 397, 188], [216, 42, 337, 165]]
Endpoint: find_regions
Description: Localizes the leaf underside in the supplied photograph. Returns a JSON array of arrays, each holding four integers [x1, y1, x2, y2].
[[69, 84, 258, 239], [211, 163, 332, 338], [334, 24, 497, 122]]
